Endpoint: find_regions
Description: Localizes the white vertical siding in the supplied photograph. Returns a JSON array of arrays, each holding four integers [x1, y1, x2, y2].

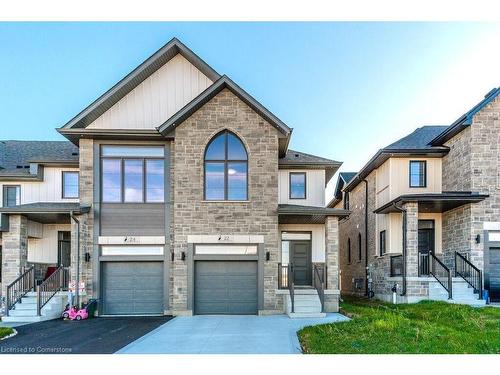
[[278, 169, 325, 207], [87, 54, 213, 130], [28, 223, 71, 263], [279, 224, 326, 263], [0, 167, 79, 206]]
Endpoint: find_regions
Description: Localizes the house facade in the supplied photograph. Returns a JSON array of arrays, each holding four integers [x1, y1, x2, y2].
[[0, 38, 348, 319], [331, 88, 500, 304]]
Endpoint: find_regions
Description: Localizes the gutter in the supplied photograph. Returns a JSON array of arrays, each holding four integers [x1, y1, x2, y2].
[[391, 202, 407, 296]]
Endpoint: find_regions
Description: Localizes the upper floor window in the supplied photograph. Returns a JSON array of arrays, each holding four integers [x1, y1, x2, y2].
[[2, 185, 20, 207], [409, 160, 426, 188], [347, 238, 351, 264], [380, 230, 386, 256], [343, 192, 350, 210], [358, 233, 362, 261], [62, 171, 79, 199], [289, 172, 306, 199], [101, 145, 165, 203], [204, 131, 248, 201]]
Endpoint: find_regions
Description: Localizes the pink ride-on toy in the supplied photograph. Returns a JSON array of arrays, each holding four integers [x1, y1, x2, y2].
[[61, 300, 97, 321]]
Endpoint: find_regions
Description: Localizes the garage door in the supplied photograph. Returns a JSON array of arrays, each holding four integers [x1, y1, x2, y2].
[[101, 262, 163, 315], [489, 247, 500, 302], [195, 261, 258, 315]]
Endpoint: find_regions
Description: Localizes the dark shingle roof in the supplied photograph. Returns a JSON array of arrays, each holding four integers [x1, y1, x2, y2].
[[279, 149, 340, 166], [339, 172, 357, 184], [384, 126, 448, 150], [430, 87, 500, 146], [0, 141, 79, 175]]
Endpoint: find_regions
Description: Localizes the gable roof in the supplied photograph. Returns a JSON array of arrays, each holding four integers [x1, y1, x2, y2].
[[59, 38, 220, 130], [327, 172, 357, 208], [430, 87, 500, 146], [0, 140, 79, 177], [279, 149, 341, 184], [157, 75, 292, 157], [157, 75, 292, 137], [343, 126, 449, 193]]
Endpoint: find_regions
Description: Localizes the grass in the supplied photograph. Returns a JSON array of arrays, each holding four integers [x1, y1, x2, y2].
[[298, 297, 500, 354], [0, 327, 14, 340]]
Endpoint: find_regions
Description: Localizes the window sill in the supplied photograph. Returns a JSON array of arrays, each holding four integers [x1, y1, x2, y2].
[[202, 200, 250, 203]]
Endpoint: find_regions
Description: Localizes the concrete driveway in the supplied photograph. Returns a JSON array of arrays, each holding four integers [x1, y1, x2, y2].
[[117, 313, 348, 354]]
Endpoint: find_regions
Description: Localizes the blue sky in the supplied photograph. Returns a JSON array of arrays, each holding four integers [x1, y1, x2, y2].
[[1, 22, 500, 197]]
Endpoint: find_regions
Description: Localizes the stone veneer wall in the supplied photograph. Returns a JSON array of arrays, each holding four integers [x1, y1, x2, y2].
[[1, 215, 28, 297], [71, 138, 94, 300], [324, 216, 340, 312], [171, 89, 280, 315], [442, 94, 500, 271], [338, 181, 368, 296]]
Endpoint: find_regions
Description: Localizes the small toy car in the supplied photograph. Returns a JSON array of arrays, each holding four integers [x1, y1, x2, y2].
[[62, 304, 89, 321]]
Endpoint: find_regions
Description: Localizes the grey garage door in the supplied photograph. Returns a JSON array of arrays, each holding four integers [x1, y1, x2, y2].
[[101, 261, 163, 315], [489, 247, 500, 302], [195, 261, 258, 315]]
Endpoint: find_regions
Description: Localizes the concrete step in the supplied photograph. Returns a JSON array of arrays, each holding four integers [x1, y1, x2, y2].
[[288, 312, 327, 319]]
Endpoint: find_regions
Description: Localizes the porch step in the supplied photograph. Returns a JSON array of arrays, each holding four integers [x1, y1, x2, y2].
[[2, 292, 68, 323], [285, 291, 325, 318], [428, 279, 486, 307]]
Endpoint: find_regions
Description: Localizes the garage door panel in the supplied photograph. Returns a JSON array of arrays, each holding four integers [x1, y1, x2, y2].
[[102, 262, 163, 315], [195, 260, 257, 315], [489, 247, 500, 302]]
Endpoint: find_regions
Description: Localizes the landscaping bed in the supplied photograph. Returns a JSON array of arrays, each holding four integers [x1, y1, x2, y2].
[[0, 327, 15, 340], [298, 297, 500, 354]]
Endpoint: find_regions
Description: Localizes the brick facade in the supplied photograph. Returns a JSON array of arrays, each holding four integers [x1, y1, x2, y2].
[[171, 89, 281, 315]]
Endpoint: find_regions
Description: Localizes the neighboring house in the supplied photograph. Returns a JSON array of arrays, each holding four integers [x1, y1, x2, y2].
[[0, 38, 348, 321], [330, 87, 500, 305]]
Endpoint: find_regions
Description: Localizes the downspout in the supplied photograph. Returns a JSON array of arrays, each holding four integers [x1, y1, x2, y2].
[[70, 211, 80, 307], [362, 179, 369, 296], [392, 202, 407, 296]]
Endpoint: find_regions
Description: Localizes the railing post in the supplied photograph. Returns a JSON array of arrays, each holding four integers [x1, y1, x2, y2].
[[36, 285, 41, 316], [479, 270, 483, 300], [448, 271, 452, 300]]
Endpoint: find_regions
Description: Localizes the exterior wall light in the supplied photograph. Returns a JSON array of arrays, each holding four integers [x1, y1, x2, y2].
[[266, 251, 270, 261], [181, 251, 186, 261], [476, 234, 481, 244]]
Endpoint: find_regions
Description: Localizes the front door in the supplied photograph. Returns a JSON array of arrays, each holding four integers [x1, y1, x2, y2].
[[58, 231, 71, 267], [418, 220, 435, 276], [291, 241, 312, 286]]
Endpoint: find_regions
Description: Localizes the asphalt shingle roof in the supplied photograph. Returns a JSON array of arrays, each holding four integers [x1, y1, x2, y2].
[[279, 149, 340, 166], [0, 140, 79, 175], [339, 172, 357, 184], [383, 126, 448, 150]]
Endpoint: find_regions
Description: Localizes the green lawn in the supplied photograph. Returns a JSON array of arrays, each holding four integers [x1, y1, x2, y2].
[[0, 327, 14, 340], [298, 297, 500, 354]]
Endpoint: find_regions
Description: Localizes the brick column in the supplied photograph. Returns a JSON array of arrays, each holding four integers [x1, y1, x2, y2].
[[403, 202, 419, 278], [325, 216, 340, 312], [1, 215, 28, 297]]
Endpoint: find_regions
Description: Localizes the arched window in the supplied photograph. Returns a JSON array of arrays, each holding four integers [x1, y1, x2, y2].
[[204, 130, 248, 201], [347, 238, 351, 264], [358, 233, 362, 261]]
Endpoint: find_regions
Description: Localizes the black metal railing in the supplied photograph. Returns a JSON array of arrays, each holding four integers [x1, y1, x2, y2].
[[36, 266, 69, 316], [278, 263, 294, 312], [390, 255, 403, 277], [6, 266, 35, 316], [455, 252, 482, 299], [418, 252, 430, 276], [278, 263, 289, 289], [429, 252, 452, 299], [313, 264, 325, 312]]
